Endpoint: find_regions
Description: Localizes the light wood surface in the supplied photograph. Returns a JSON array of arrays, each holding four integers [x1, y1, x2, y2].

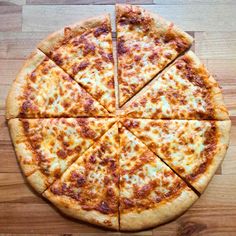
[[0, 0, 236, 235]]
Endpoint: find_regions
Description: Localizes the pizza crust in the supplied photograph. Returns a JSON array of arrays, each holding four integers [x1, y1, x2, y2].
[[150, 11, 193, 46], [8, 119, 39, 176], [192, 120, 231, 193], [6, 50, 46, 119], [184, 51, 229, 120], [43, 189, 119, 230], [38, 14, 110, 55], [120, 186, 198, 231], [27, 170, 51, 194]]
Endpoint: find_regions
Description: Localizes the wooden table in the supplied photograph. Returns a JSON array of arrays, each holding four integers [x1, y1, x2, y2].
[[0, 0, 236, 235]]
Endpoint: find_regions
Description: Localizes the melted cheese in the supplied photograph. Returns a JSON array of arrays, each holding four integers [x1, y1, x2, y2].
[[120, 126, 187, 211], [50, 21, 115, 112], [20, 118, 116, 186], [123, 119, 217, 185], [125, 53, 216, 119], [21, 58, 108, 117]]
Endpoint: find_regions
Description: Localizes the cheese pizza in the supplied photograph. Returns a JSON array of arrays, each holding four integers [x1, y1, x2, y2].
[[122, 118, 231, 193], [9, 118, 116, 193], [119, 125, 198, 231], [123, 51, 229, 120], [116, 4, 193, 106], [38, 15, 115, 113], [44, 123, 119, 229], [6, 50, 109, 119], [5, 3, 231, 232]]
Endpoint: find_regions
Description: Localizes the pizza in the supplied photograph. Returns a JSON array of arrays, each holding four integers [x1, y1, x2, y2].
[[9, 118, 116, 193], [123, 51, 229, 120], [6, 50, 109, 119], [44, 123, 119, 229], [38, 15, 115, 113], [119, 125, 198, 231], [116, 4, 193, 106], [122, 118, 231, 193], [6, 4, 231, 232]]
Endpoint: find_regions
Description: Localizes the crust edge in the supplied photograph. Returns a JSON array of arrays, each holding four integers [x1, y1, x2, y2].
[[120, 186, 198, 231]]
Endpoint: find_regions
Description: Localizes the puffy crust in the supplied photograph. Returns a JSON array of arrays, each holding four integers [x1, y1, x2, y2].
[[8, 119, 38, 176], [120, 186, 198, 231], [6, 50, 46, 119], [27, 170, 51, 194], [193, 120, 231, 193], [183, 51, 229, 120], [38, 14, 110, 55], [150, 12, 193, 46], [43, 189, 118, 230]]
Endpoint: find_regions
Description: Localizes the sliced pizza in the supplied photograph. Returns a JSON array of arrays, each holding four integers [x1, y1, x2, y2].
[[123, 51, 229, 120], [8, 118, 116, 193], [38, 15, 115, 113], [43, 123, 119, 229], [119, 125, 198, 231], [6, 49, 109, 119], [116, 4, 193, 106], [122, 118, 231, 193]]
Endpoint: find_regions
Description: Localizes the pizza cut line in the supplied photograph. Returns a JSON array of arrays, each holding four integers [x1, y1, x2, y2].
[[6, 4, 231, 232]]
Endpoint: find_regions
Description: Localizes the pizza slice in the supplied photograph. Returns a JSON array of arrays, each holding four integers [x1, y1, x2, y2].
[[119, 125, 198, 231], [116, 4, 193, 106], [122, 118, 231, 193], [43, 123, 119, 229], [123, 51, 229, 120], [38, 15, 115, 113], [6, 50, 109, 119], [8, 118, 116, 193]]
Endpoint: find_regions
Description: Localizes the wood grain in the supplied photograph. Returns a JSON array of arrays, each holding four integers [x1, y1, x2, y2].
[[0, 1, 236, 235], [22, 4, 236, 32]]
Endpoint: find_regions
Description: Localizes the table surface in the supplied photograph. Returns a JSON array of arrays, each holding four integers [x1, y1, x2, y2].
[[0, 0, 236, 235]]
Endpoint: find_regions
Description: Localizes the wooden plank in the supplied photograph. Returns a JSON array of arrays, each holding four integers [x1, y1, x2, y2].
[[195, 32, 236, 60], [0, 0, 26, 5], [0, 59, 24, 84], [0, 173, 43, 203], [27, 0, 153, 4], [202, 59, 236, 86], [22, 5, 236, 32], [0, 32, 48, 59], [153, 0, 236, 4], [222, 145, 236, 175], [0, 6, 22, 32], [0, 84, 10, 115], [222, 85, 236, 117], [0, 147, 20, 173]]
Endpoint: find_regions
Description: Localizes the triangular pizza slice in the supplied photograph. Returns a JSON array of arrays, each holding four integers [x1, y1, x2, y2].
[[123, 51, 229, 120], [38, 15, 115, 113], [43, 123, 119, 229], [116, 4, 193, 106], [119, 125, 198, 231], [8, 118, 116, 193], [122, 119, 231, 193], [6, 50, 109, 119]]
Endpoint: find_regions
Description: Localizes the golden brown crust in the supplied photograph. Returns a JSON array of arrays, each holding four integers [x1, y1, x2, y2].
[[183, 51, 229, 120], [43, 190, 118, 230], [27, 170, 51, 194], [120, 186, 198, 231], [193, 120, 231, 193], [6, 50, 46, 119], [38, 14, 110, 55], [8, 119, 38, 176]]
